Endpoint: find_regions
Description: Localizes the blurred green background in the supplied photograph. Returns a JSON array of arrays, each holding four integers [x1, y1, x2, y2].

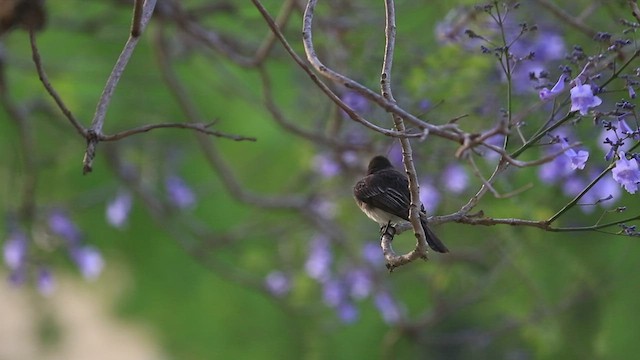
[[1, 0, 640, 359]]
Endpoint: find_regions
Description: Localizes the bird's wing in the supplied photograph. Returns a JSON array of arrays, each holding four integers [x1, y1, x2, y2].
[[354, 172, 410, 220]]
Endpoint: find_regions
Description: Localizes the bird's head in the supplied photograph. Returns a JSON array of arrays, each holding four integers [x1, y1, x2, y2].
[[367, 155, 394, 174]]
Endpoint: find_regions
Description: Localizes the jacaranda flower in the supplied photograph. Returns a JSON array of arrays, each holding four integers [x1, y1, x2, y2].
[[612, 151, 640, 194], [570, 80, 602, 115], [560, 137, 589, 170], [539, 73, 567, 101]]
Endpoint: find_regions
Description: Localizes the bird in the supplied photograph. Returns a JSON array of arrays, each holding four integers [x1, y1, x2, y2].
[[353, 155, 449, 253]]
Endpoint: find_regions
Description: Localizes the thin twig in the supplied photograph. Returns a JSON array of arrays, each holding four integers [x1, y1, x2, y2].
[[547, 163, 615, 224], [533, 0, 597, 38], [28, 28, 86, 137], [484, 141, 583, 168], [0, 61, 38, 222], [257, 67, 364, 150], [101, 122, 257, 142]]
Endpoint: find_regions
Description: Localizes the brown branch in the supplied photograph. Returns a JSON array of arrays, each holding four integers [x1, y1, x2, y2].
[[100, 122, 257, 142], [533, 0, 597, 38], [251, 0, 425, 140], [83, 0, 157, 174], [257, 67, 365, 150], [301, 0, 462, 142], [169, 0, 295, 67], [379, 0, 429, 270], [0, 57, 38, 222], [28, 28, 86, 137]]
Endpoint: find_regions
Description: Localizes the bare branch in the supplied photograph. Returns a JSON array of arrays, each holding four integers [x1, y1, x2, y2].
[[0, 57, 38, 221], [100, 122, 257, 142], [378, 0, 430, 269], [483, 141, 583, 168], [251, 0, 423, 139], [83, 0, 157, 174], [28, 28, 86, 137], [380, 226, 428, 272], [258, 67, 365, 150], [533, 0, 597, 37], [301, 0, 462, 142]]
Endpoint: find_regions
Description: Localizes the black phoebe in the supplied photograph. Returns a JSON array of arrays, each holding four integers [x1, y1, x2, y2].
[[353, 155, 449, 253]]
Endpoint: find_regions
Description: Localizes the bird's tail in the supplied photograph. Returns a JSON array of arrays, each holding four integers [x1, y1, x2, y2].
[[420, 217, 449, 253]]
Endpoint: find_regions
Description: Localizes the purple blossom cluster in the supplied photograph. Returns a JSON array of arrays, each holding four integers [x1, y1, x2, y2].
[[165, 175, 196, 209], [2, 210, 106, 296], [264, 234, 404, 324], [48, 210, 105, 281], [441, 2, 640, 224], [106, 190, 133, 229], [537, 130, 624, 213]]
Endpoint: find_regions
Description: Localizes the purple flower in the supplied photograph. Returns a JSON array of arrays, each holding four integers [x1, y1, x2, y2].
[[618, 117, 640, 140], [419, 180, 441, 214], [48, 210, 82, 244], [582, 170, 621, 208], [483, 135, 506, 162], [612, 151, 640, 194], [165, 175, 196, 209], [560, 138, 589, 170], [265, 270, 291, 297], [561, 175, 585, 197], [8, 267, 26, 286], [341, 151, 359, 167], [441, 164, 469, 194], [341, 91, 370, 114], [374, 291, 403, 324], [106, 190, 133, 229], [538, 153, 572, 184], [536, 32, 566, 60], [570, 81, 602, 115], [336, 301, 359, 324], [312, 153, 341, 178], [539, 73, 567, 101], [311, 198, 337, 219], [387, 144, 403, 167], [37, 267, 55, 296], [71, 246, 104, 280], [322, 278, 346, 307], [362, 242, 383, 266], [418, 99, 432, 112], [345, 267, 373, 300], [3, 230, 28, 270], [305, 234, 332, 281]]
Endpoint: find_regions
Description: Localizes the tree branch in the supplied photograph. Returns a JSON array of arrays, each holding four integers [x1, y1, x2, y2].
[[83, 0, 157, 174], [301, 0, 462, 142], [28, 28, 86, 137], [251, 0, 423, 140], [100, 122, 257, 142]]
